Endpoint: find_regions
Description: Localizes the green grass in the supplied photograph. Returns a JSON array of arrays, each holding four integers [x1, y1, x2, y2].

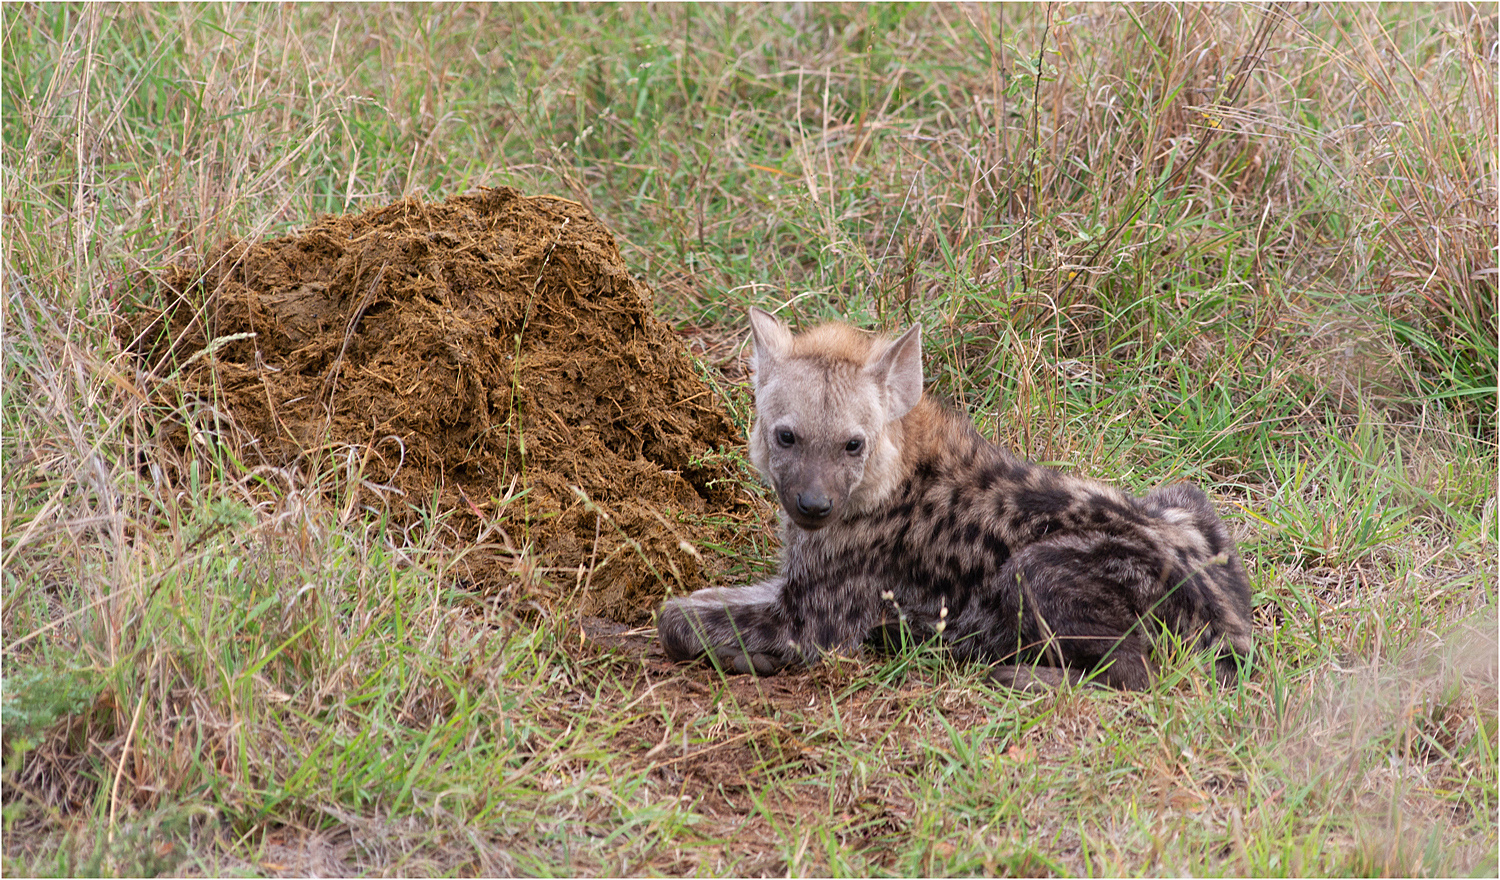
[[3, 3, 1496, 876]]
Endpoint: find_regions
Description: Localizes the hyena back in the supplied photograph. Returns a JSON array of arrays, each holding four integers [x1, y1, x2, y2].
[[657, 309, 1253, 689]]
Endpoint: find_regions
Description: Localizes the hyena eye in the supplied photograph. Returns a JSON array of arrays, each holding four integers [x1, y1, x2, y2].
[[776, 427, 796, 447], [845, 437, 863, 454]]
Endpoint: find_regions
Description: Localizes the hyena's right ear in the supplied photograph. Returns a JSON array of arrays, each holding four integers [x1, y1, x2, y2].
[[748, 307, 794, 389]]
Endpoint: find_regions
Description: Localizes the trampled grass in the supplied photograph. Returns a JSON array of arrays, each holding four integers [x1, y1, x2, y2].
[[3, 3, 1495, 876]]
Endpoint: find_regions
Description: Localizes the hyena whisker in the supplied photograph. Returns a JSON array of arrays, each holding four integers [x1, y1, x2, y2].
[[658, 310, 1255, 691]]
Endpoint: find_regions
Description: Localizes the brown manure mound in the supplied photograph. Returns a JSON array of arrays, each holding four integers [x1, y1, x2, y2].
[[124, 187, 763, 623]]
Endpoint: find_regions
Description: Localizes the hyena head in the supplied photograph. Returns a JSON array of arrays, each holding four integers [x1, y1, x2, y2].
[[746, 308, 923, 530]]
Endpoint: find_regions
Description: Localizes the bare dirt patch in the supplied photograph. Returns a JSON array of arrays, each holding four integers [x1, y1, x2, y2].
[[122, 187, 767, 621]]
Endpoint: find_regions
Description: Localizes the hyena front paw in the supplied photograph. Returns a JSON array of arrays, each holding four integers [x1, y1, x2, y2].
[[657, 600, 709, 663], [657, 593, 790, 675]]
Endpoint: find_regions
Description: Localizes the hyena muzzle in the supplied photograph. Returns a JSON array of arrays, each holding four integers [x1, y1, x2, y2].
[[657, 308, 1254, 689]]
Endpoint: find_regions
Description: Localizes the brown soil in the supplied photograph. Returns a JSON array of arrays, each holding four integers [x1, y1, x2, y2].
[[121, 187, 766, 622]]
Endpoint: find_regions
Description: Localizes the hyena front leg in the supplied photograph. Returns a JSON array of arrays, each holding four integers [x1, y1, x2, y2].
[[659, 577, 881, 675], [658, 579, 797, 675]]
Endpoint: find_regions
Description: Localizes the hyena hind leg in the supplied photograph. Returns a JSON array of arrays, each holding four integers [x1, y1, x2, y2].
[[973, 537, 1159, 690], [989, 664, 1086, 692], [989, 652, 1152, 691], [657, 581, 791, 676]]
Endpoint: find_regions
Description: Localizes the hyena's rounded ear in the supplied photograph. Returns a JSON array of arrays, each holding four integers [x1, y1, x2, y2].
[[868, 323, 923, 419], [748, 307, 794, 385]]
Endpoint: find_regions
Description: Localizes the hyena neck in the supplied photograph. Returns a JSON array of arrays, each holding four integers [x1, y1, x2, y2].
[[880, 394, 1035, 503], [897, 394, 996, 468]]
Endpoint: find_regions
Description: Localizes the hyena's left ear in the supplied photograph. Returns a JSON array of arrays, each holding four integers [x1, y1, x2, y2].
[[867, 323, 923, 419], [748, 307, 794, 388]]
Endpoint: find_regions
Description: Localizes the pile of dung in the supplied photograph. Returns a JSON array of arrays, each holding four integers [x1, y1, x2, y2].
[[123, 187, 766, 623]]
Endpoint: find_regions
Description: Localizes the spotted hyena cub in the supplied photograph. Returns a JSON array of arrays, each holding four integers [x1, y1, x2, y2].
[[657, 309, 1254, 689]]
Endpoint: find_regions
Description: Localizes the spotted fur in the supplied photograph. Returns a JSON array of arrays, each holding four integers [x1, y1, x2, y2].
[[657, 309, 1254, 689]]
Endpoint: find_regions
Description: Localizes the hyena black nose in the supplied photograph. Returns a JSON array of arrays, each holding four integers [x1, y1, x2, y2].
[[795, 492, 832, 520]]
